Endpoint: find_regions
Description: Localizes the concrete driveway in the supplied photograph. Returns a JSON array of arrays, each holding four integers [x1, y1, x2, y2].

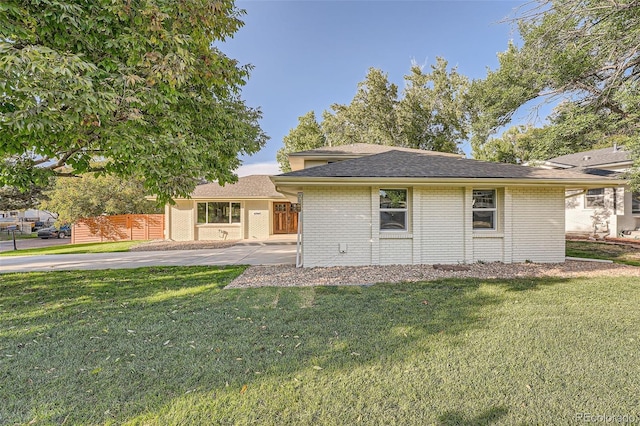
[[0, 244, 297, 274]]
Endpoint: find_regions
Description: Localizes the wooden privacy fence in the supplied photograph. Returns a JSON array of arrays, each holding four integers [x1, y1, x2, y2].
[[71, 214, 165, 244]]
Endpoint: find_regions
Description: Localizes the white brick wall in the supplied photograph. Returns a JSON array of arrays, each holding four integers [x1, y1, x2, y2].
[[511, 187, 565, 263], [419, 187, 466, 264], [301, 184, 568, 266], [303, 186, 372, 267], [380, 238, 413, 265]]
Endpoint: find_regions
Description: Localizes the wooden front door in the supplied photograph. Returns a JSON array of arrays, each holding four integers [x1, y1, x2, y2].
[[273, 202, 299, 234]]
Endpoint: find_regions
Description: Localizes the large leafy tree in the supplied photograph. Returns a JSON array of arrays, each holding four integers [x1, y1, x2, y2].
[[470, 0, 640, 171], [0, 185, 49, 211], [0, 0, 267, 204], [398, 58, 469, 153], [278, 62, 468, 170], [276, 111, 326, 172], [40, 173, 160, 225], [322, 68, 400, 147]]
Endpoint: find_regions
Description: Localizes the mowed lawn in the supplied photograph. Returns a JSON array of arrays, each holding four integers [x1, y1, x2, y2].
[[1, 267, 639, 425]]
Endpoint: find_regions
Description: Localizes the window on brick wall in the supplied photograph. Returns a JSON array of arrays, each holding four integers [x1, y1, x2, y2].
[[472, 189, 497, 230], [197, 202, 241, 224], [633, 192, 640, 214], [585, 188, 605, 208], [380, 189, 408, 231]]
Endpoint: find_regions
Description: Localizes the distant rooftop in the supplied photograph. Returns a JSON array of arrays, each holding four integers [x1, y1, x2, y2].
[[190, 175, 285, 199], [545, 146, 631, 168], [289, 143, 462, 158]]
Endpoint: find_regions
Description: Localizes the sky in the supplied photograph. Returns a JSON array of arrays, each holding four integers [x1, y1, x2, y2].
[[222, 0, 528, 176]]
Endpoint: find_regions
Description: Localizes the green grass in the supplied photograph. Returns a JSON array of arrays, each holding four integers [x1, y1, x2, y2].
[[0, 232, 36, 241], [2, 267, 640, 425], [0, 240, 146, 257], [566, 240, 640, 266]]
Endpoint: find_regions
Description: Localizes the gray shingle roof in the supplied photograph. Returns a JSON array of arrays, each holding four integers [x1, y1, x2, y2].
[[545, 146, 631, 168], [190, 175, 285, 198], [278, 150, 620, 181], [289, 143, 462, 158]]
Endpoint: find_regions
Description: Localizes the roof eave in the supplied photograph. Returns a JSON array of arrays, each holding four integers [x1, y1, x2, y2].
[[271, 176, 627, 188]]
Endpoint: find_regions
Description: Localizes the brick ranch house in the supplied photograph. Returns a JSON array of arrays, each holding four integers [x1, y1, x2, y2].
[[271, 144, 625, 267]]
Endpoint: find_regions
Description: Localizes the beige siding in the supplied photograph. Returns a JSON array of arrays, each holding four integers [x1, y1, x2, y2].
[[245, 200, 271, 240], [196, 225, 242, 241], [511, 187, 565, 263], [303, 186, 372, 267], [419, 187, 466, 264], [169, 200, 194, 241]]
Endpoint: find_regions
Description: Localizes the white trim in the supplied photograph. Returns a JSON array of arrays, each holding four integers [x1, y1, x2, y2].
[[472, 189, 498, 231]]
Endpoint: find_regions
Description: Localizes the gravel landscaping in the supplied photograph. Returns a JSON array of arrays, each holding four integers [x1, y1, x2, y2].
[[227, 260, 640, 288]]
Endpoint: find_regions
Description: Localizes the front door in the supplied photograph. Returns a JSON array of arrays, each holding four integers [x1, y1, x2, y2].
[[273, 202, 299, 234]]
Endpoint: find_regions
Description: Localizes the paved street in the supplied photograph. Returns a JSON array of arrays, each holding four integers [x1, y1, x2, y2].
[[0, 244, 297, 274], [0, 236, 70, 252]]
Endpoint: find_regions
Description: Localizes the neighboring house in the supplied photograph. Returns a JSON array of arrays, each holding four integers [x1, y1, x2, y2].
[[164, 175, 299, 241], [538, 146, 640, 237], [272, 145, 624, 267]]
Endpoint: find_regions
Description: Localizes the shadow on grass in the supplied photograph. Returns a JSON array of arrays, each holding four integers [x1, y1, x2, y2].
[[0, 270, 571, 424], [438, 406, 510, 425]]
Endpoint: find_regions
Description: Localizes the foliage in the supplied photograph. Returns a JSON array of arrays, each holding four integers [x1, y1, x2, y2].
[[2, 267, 640, 424], [278, 60, 469, 170], [0, 0, 267, 204], [276, 111, 326, 172], [0, 184, 49, 211], [322, 68, 401, 147], [397, 58, 469, 152], [40, 173, 160, 224], [470, 0, 640, 174]]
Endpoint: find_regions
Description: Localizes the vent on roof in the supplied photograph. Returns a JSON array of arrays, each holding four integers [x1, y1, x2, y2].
[[582, 155, 591, 161]]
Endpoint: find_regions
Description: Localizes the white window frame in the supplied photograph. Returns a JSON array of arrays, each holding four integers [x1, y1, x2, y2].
[[197, 202, 241, 224], [379, 188, 408, 232], [472, 189, 497, 231], [585, 188, 605, 209]]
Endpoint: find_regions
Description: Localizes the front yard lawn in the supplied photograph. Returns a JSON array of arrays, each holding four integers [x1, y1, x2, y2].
[[566, 240, 640, 266], [1, 266, 639, 425], [0, 240, 146, 257]]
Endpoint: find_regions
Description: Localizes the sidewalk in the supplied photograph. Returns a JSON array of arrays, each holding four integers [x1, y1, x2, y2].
[[0, 244, 297, 274]]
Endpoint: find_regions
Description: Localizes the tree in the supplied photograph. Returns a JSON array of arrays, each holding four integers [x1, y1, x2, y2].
[[470, 0, 640, 170], [40, 174, 160, 225], [473, 125, 541, 164], [276, 111, 326, 172], [397, 58, 468, 153], [0, 0, 267, 205], [277, 62, 468, 166], [322, 68, 400, 147], [0, 185, 49, 211]]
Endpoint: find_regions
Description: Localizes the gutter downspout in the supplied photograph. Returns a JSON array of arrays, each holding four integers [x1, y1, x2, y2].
[[296, 192, 303, 268]]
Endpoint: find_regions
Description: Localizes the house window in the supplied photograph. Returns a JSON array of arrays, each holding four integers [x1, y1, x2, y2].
[[632, 192, 640, 214], [472, 189, 497, 230], [197, 202, 241, 224], [585, 188, 605, 208], [380, 189, 407, 231]]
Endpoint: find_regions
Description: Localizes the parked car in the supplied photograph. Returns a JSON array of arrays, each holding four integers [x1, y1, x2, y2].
[[37, 225, 72, 239]]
